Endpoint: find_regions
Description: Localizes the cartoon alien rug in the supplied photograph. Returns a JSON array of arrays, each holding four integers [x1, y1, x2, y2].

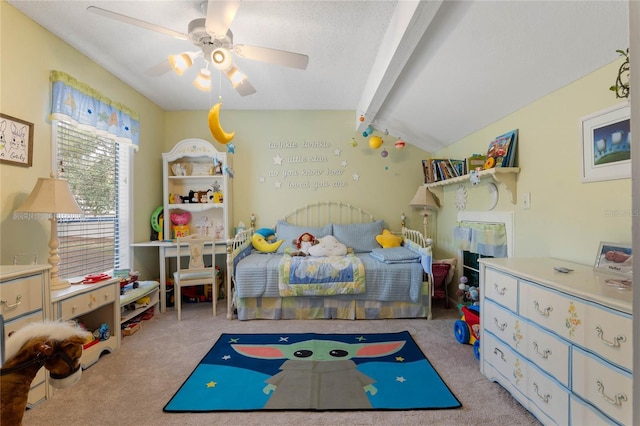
[[164, 331, 461, 412]]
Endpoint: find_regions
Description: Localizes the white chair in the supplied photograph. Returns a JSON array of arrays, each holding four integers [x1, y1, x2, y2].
[[173, 234, 217, 321]]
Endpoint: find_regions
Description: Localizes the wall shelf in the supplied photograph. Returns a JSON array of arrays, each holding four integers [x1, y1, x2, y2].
[[425, 167, 519, 204]]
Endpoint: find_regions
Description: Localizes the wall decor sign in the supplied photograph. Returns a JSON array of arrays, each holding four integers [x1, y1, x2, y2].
[[0, 113, 34, 167], [579, 102, 630, 182], [594, 241, 632, 277]]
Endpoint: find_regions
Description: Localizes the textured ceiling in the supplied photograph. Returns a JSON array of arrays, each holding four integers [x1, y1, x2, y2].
[[7, 0, 630, 152]]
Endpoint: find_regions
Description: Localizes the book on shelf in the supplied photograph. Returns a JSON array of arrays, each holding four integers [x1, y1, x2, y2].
[[485, 129, 518, 168], [422, 158, 467, 183]]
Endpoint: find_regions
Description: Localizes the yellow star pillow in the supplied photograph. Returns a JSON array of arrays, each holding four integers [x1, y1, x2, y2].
[[376, 229, 402, 248]]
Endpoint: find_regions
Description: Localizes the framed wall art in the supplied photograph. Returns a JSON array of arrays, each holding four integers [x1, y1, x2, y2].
[[594, 241, 632, 277], [0, 113, 34, 167], [579, 102, 630, 182]]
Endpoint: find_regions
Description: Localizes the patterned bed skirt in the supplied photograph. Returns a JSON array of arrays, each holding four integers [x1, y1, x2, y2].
[[235, 280, 432, 320]]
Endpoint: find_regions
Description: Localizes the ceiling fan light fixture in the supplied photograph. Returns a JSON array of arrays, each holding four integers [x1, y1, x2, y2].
[[225, 66, 247, 88], [193, 68, 212, 91], [211, 47, 232, 71], [169, 52, 194, 76]]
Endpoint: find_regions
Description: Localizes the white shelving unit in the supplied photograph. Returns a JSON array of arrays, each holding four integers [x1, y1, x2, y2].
[[425, 167, 519, 204], [119, 281, 159, 324], [162, 138, 232, 242]]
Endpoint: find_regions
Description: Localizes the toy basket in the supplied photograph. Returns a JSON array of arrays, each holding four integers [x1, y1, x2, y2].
[[432, 262, 451, 307]]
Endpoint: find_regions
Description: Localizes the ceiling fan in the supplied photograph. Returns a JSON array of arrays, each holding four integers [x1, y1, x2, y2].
[[87, 0, 309, 96]]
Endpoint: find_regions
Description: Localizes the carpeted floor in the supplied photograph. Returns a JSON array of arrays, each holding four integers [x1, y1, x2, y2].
[[23, 301, 541, 425]]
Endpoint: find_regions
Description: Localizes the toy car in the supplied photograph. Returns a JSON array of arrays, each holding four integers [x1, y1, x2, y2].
[[454, 305, 480, 360]]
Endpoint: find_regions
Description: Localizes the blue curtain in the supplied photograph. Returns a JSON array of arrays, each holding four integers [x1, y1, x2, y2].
[[50, 70, 139, 150], [453, 222, 507, 257]]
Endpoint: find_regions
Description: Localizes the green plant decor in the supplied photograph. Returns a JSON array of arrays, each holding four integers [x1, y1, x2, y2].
[[610, 48, 630, 99]]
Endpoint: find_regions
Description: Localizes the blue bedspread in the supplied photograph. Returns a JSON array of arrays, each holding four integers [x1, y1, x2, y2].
[[235, 252, 425, 303], [278, 253, 365, 296]]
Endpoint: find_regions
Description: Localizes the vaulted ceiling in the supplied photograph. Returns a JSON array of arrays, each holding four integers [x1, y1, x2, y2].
[[7, 0, 629, 152]]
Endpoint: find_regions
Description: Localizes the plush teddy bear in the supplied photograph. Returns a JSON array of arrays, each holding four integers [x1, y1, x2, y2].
[[290, 232, 317, 256]]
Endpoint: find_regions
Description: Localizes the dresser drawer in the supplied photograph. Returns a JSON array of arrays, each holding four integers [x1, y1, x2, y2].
[[4, 311, 43, 340], [519, 280, 587, 342], [483, 268, 518, 311], [570, 394, 619, 426], [572, 347, 632, 425], [59, 286, 116, 320], [484, 333, 569, 425], [0, 274, 44, 321], [581, 303, 632, 371], [484, 299, 523, 351]]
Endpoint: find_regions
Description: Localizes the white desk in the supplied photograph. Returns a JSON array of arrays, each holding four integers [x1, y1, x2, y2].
[[131, 241, 227, 312]]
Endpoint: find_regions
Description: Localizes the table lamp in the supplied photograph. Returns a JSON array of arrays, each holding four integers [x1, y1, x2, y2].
[[409, 186, 439, 242], [14, 173, 84, 290]]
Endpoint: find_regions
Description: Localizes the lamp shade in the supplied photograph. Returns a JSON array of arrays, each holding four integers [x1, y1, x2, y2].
[[193, 68, 212, 91], [409, 186, 439, 210], [169, 52, 194, 76], [14, 175, 84, 220]]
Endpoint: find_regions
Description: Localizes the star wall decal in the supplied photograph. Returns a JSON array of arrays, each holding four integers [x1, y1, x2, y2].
[[259, 176, 265, 183], [352, 173, 360, 181], [273, 154, 283, 165], [341, 160, 348, 167], [334, 148, 341, 156], [274, 180, 282, 189]]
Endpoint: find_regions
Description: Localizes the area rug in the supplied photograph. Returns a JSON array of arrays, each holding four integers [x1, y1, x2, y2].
[[164, 331, 461, 412]]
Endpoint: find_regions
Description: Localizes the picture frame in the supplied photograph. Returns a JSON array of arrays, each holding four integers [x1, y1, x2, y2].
[[594, 241, 632, 277], [0, 113, 34, 167], [579, 102, 630, 182]]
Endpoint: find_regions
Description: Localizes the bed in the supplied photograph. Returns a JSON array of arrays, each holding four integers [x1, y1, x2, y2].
[[225, 202, 433, 320]]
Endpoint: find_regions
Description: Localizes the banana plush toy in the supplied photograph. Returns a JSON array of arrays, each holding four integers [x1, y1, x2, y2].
[[208, 102, 235, 144], [251, 228, 284, 253]]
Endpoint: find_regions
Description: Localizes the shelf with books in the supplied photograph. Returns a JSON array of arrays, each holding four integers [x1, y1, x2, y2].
[[425, 167, 519, 204]]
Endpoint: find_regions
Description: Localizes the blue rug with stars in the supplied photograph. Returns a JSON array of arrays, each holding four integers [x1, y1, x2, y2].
[[164, 331, 461, 412]]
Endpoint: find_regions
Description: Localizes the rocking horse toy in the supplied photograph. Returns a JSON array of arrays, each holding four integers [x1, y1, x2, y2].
[[1, 321, 91, 426]]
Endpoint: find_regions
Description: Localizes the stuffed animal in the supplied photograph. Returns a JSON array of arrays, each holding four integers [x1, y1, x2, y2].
[[308, 235, 347, 257], [290, 232, 317, 256], [1, 321, 91, 426], [375, 229, 402, 248]]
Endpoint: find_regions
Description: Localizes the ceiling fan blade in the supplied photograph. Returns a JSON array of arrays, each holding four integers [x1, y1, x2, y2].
[[205, 0, 241, 39], [223, 65, 256, 96], [144, 60, 172, 77], [233, 45, 309, 70], [87, 6, 188, 40]]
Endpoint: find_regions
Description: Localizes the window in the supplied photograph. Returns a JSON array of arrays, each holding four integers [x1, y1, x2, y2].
[[54, 120, 132, 278]]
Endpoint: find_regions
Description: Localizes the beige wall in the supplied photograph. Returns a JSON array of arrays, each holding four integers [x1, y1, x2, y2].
[[432, 60, 632, 270]]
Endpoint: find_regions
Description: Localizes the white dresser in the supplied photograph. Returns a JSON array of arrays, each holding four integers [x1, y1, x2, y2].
[[0, 264, 51, 407], [479, 258, 632, 425]]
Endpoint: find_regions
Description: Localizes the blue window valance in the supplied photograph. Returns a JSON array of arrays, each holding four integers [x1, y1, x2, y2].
[[50, 70, 139, 150], [453, 222, 507, 257]]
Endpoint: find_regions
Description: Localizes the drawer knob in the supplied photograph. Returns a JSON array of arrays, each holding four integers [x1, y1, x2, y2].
[[532, 341, 552, 359], [493, 283, 506, 295], [595, 326, 626, 348], [0, 294, 22, 309], [533, 301, 553, 316], [596, 380, 627, 406], [533, 382, 551, 403]]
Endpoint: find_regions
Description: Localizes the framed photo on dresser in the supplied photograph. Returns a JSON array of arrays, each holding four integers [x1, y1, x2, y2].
[[594, 241, 632, 277]]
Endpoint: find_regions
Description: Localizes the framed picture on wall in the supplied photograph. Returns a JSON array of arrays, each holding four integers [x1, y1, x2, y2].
[[579, 102, 630, 182], [0, 113, 34, 167], [594, 241, 632, 278]]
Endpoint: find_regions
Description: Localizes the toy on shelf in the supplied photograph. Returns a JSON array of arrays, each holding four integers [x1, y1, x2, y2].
[[456, 276, 479, 306], [454, 304, 480, 360], [170, 211, 191, 238]]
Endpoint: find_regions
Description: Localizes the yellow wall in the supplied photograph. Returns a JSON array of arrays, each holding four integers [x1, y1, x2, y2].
[[432, 59, 632, 271], [163, 110, 427, 229], [0, 2, 427, 279], [0, 2, 164, 277]]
